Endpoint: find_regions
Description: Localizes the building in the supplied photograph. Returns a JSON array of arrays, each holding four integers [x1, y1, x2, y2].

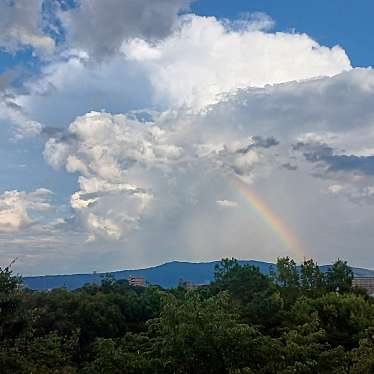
[[352, 277, 374, 296], [178, 278, 196, 290], [128, 275, 145, 287], [178, 278, 208, 290]]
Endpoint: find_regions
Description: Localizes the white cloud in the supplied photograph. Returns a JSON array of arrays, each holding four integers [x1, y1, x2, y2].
[[228, 12, 275, 32], [216, 200, 239, 208], [86, 213, 123, 240], [13, 120, 42, 139], [43, 111, 169, 240], [43, 138, 71, 170], [0, 188, 52, 233], [15, 53, 154, 128], [0, 87, 42, 139], [124, 14, 351, 108], [328, 184, 344, 194], [14, 13, 352, 133]]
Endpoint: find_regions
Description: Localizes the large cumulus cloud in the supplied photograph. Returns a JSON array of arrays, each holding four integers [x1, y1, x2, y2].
[[39, 68, 374, 271], [16, 14, 351, 131], [124, 14, 351, 108]]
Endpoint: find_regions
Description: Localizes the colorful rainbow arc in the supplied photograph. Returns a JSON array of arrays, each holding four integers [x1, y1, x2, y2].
[[229, 177, 305, 261]]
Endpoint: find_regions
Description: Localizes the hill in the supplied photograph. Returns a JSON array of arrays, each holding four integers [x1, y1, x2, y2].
[[23, 260, 374, 291]]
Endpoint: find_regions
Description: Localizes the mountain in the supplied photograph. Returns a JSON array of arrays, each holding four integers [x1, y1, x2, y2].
[[23, 260, 374, 291], [23, 260, 272, 290]]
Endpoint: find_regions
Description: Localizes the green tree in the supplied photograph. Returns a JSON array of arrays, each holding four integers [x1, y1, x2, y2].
[[300, 258, 326, 296], [325, 259, 353, 293], [276, 257, 300, 306], [212, 259, 283, 329], [351, 327, 374, 374], [149, 292, 277, 373], [214, 258, 241, 281], [82, 334, 159, 374], [278, 322, 349, 374], [276, 257, 300, 288], [0, 332, 78, 374], [289, 293, 374, 349], [0, 265, 27, 340]]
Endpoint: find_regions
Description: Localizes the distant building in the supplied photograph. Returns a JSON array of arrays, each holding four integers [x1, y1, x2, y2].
[[352, 277, 374, 296], [178, 278, 195, 290], [128, 275, 145, 287], [178, 278, 207, 290]]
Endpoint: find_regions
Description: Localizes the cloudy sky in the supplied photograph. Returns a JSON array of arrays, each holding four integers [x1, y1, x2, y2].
[[1, 0, 374, 275]]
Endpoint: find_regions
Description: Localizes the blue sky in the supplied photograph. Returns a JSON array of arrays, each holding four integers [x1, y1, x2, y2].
[[1, 0, 374, 275]]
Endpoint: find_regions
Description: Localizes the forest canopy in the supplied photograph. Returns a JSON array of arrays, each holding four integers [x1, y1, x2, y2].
[[1, 257, 374, 373]]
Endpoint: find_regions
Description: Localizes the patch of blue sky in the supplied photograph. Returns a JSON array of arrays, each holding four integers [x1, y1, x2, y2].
[[0, 48, 45, 91], [0, 48, 39, 73], [41, 0, 67, 46], [0, 0, 74, 85], [0, 121, 77, 200]]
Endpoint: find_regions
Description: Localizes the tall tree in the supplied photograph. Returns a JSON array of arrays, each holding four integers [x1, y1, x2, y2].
[[276, 257, 300, 306], [300, 258, 326, 295], [0, 265, 27, 340], [326, 259, 353, 293]]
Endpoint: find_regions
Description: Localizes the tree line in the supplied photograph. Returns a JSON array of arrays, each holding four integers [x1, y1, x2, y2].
[[1, 257, 374, 373]]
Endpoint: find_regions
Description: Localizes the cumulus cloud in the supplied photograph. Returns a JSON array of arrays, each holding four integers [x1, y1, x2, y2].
[[15, 52, 154, 128], [44, 111, 178, 240], [15, 13, 352, 130], [40, 68, 374, 269], [0, 187, 87, 273], [43, 108, 289, 244], [43, 137, 71, 169], [0, 91, 42, 139], [0, 188, 52, 233], [59, 0, 192, 60], [198, 68, 374, 197], [124, 14, 351, 108], [0, 70, 43, 140], [0, 0, 54, 53]]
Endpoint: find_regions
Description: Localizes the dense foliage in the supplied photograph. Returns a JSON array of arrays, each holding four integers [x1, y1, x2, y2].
[[1, 257, 374, 373]]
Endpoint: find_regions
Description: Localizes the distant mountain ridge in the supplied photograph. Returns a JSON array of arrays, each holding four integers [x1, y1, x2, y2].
[[23, 260, 374, 291]]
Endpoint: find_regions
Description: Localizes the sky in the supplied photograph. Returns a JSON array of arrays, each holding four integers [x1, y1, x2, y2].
[[1, 0, 374, 275]]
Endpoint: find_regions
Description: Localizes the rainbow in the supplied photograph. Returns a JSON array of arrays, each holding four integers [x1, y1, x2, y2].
[[229, 177, 305, 261]]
